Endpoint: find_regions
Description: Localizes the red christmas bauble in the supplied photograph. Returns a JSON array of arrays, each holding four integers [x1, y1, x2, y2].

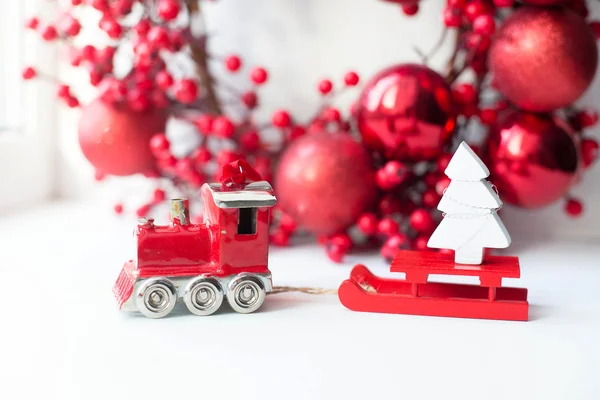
[[520, 0, 566, 4], [489, 7, 597, 112], [79, 98, 168, 176], [274, 132, 376, 236], [487, 110, 581, 208], [356, 64, 455, 162]]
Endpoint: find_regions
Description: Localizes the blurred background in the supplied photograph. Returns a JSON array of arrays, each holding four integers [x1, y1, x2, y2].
[[1, 0, 599, 258]]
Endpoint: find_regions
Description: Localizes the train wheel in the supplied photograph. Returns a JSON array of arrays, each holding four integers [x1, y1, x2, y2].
[[136, 278, 177, 319], [184, 277, 223, 316], [227, 276, 266, 314]]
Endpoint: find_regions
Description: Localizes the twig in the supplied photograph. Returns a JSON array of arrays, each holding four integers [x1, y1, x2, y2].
[[185, 1, 223, 115], [422, 27, 448, 65]]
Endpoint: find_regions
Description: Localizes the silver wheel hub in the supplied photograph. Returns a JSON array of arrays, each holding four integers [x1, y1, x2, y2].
[[184, 278, 223, 316], [227, 276, 266, 314]]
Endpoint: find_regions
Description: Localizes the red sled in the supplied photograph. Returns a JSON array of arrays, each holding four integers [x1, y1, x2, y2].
[[338, 250, 528, 321]]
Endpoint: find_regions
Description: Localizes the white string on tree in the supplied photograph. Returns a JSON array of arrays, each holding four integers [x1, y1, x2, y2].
[[427, 142, 511, 265]]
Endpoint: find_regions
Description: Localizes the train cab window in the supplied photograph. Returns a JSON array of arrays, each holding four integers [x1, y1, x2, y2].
[[237, 207, 257, 235]]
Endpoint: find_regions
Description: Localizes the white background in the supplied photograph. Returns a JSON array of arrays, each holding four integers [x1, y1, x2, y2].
[[52, 0, 600, 239], [0, 202, 599, 400]]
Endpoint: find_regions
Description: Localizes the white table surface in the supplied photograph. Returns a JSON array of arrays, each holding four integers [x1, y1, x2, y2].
[[1, 201, 599, 400]]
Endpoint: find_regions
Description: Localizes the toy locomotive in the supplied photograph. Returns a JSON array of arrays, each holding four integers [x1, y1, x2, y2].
[[113, 180, 276, 319]]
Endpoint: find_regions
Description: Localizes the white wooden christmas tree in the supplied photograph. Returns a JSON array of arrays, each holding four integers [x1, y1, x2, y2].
[[427, 142, 511, 265]]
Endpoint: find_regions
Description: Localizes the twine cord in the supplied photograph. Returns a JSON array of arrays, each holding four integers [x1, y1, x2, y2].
[[269, 286, 338, 295]]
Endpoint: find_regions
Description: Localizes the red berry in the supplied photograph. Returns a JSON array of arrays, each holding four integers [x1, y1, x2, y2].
[[136, 204, 152, 218], [127, 88, 151, 111], [329, 233, 352, 252], [589, 21, 600, 39], [155, 70, 173, 91], [157, 0, 180, 21], [134, 19, 151, 37], [576, 110, 599, 129], [326, 243, 346, 263], [212, 116, 236, 138], [112, 0, 134, 16], [422, 189, 441, 209], [464, 0, 491, 22], [378, 195, 403, 215], [100, 16, 122, 39], [241, 91, 258, 109], [113, 203, 124, 215], [318, 79, 333, 94], [174, 79, 198, 104], [435, 176, 451, 196], [413, 235, 431, 251], [565, 198, 583, 217], [473, 14, 495, 36], [443, 7, 462, 28], [40, 25, 58, 41], [437, 154, 452, 172], [402, 4, 419, 16], [57, 84, 71, 98], [151, 90, 169, 109], [193, 147, 212, 165], [385, 234, 410, 250], [383, 161, 407, 185], [493, 0, 514, 7], [410, 209, 436, 234], [21, 67, 37, 80], [357, 212, 378, 236], [272, 110, 291, 128], [225, 55, 242, 72], [96, 46, 116, 64], [147, 26, 170, 49], [80, 45, 97, 62], [150, 134, 170, 156], [249, 67, 268, 85], [323, 107, 341, 122], [377, 217, 400, 236], [240, 130, 261, 152], [448, 0, 466, 8], [60, 15, 81, 37], [94, 170, 106, 181], [270, 229, 290, 247], [581, 138, 599, 167], [289, 126, 306, 140], [26, 17, 40, 30], [279, 214, 297, 234], [175, 158, 194, 178], [152, 189, 166, 203], [195, 114, 213, 133], [216, 150, 241, 166], [344, 71, 360, 86], [65, 96, 80, 108], [71, 0, 83, 4], [453, 83, 477, 104], [479, 108, 498, 125]]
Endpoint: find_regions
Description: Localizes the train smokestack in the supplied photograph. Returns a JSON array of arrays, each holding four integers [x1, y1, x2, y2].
[[170, 199, 190, 225]]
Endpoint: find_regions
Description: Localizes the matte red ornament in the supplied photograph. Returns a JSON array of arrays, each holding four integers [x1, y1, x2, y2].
[[355, 64, 455, 161], [487, 110, 581, 208], [338, 251, 528, 321], [78, 97, 168, 176], [274, 132, 376, 236], [489, 7, 598, 112]]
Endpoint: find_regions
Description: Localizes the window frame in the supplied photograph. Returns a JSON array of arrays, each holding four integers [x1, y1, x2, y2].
[[0, 0, 58, 211]]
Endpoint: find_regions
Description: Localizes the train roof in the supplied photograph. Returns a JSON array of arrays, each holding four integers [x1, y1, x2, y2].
[[205, 181, 277, 209]]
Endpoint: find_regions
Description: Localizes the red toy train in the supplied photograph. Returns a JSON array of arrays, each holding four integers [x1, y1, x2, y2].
[[113, 181, 277, 318]]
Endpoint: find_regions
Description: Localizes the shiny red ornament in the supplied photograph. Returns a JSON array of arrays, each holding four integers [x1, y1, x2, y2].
[[489, 7, 598, 112], [274, 132, 376, 236], [356, 64, 455, 162], [487, 110, 581, 208], [78, 98, 168, 176]]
